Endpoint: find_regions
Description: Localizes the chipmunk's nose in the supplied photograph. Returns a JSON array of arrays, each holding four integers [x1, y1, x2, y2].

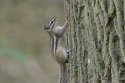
[[44, 25, 50, 30]]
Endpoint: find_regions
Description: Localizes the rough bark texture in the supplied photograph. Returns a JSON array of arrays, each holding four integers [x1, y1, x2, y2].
[[64, 0, 125, 83]]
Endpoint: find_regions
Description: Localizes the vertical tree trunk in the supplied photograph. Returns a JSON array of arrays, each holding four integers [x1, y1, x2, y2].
[[64, 0, 125, 83]]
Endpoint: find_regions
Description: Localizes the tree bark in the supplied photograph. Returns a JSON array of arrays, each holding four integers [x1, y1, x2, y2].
[[64, 0, 125, 83]]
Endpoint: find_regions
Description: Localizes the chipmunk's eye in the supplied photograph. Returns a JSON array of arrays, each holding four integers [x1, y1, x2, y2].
[[50, 21, 54, 24]]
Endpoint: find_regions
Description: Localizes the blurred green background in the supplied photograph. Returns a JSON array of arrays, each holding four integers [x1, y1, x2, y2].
[[0, 0, 65, 83]]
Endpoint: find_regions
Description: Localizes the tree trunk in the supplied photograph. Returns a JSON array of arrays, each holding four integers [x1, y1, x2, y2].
[[64, 0, 125, 83]]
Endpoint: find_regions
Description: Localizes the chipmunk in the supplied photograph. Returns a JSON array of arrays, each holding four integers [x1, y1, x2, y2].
[[44, 16, 69, 83]]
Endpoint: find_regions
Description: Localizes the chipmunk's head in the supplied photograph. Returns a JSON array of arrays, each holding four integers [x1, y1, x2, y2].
[[44, 16, 57, 32], [44, 16, 67, 38]]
